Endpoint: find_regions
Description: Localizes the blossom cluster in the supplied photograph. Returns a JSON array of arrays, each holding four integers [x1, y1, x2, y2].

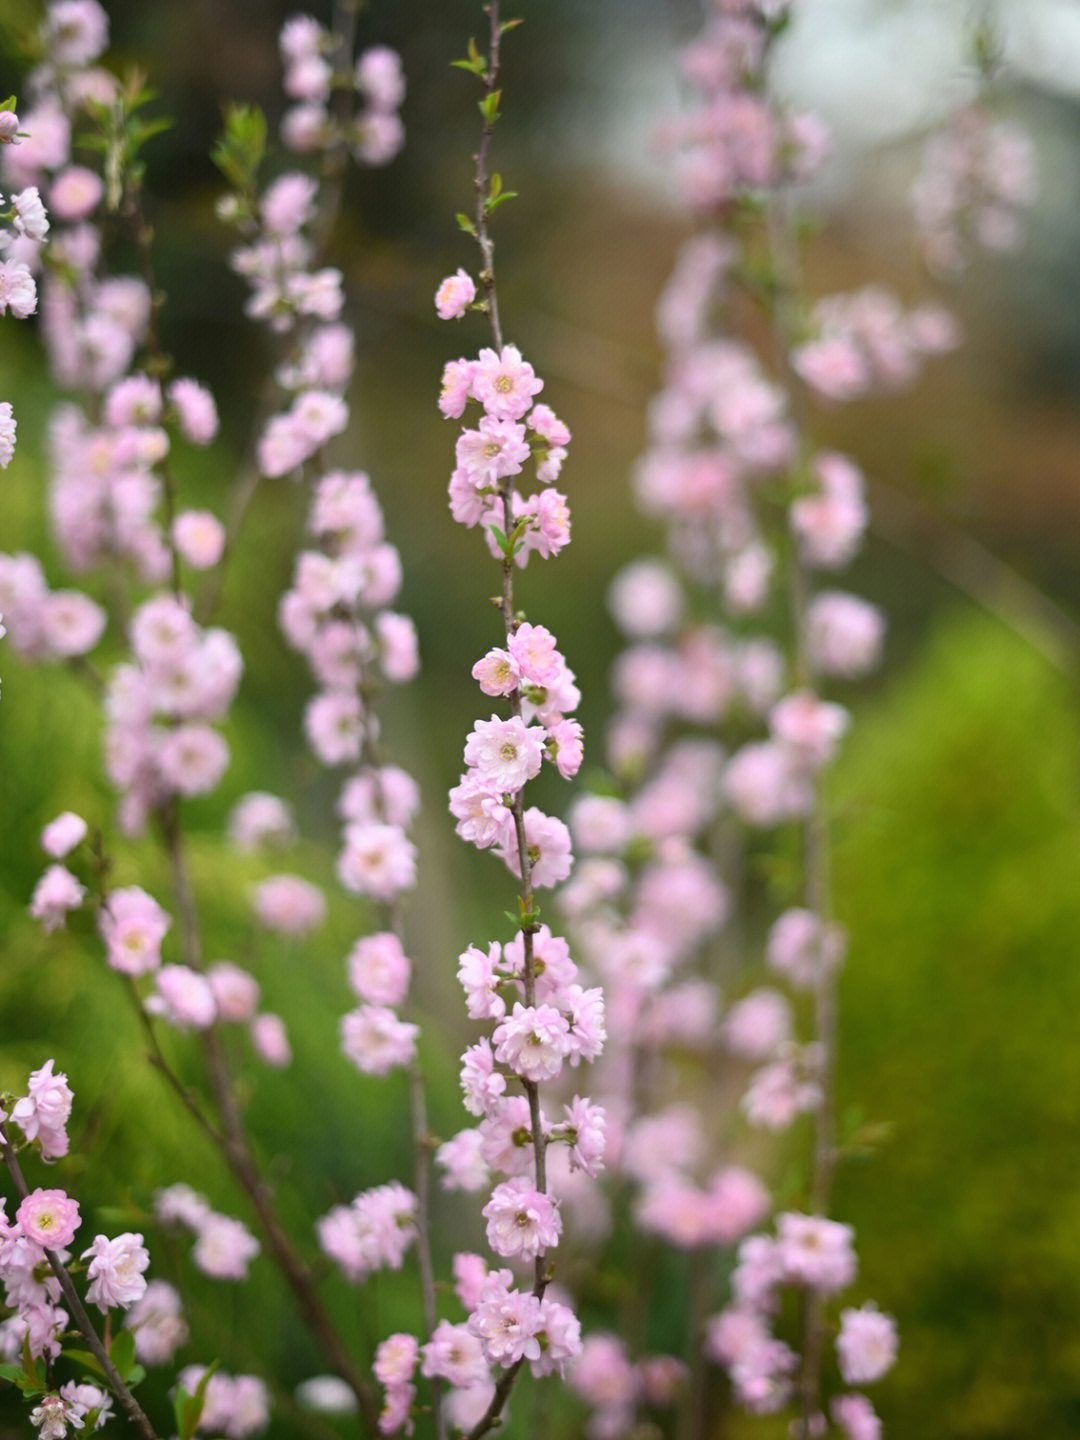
[[280, 14, 405, 164], [154, 1184, 260, 1282], [0, 1063, 150, 1370], [0, 97, 48, 472]]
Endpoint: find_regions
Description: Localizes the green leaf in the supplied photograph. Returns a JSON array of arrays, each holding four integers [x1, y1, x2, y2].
[[478, 90, 501, 125], [499, 17, 523, 33], [485, 192, 518, 216], [455, 212, 476, 236], [62, 1349, 107, 1380], [0, 96, 16, 112], [109, 1327, 136, 1382], [176, 1361, 219, 1440]]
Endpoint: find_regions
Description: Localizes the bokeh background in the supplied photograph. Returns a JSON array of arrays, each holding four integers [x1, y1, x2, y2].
[[2, 1, 1080, 1437]]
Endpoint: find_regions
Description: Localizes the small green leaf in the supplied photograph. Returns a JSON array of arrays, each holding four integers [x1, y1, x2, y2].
[[455, 211, 476, 235], [484, 189, 517, 214], [62, 1349, 107, 1380], [499, 17, 523, 33], [0, 96, 16, 112], [109, 1327, 136, 1382], [478, 90, 501, 125], [176, 1361, 219, 1440]]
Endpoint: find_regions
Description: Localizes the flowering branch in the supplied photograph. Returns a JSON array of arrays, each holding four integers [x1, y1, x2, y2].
[[0, 1124, 160, 1440]]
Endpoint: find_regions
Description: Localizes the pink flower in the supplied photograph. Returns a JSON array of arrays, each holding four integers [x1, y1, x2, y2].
[[228, 792, 294, 850], [17, 1189, 80, 1249], [337, 822, 416, 899], [464, 714, 546, 793], [168, 378, 219, 444], [250, 1013, 291, 1068], [468, 1269, 544, 1366], [436, 1130, 490, 1192], [832, 1393, 882, 1440], [82, 1232, 149, 1310], [472, 344, 544, 421], [835, 1303, 898, 1385], [173, 511, 225, 570], [11, 1059, 73, 1160], [483, 1177, 561, 1261], [208, 962, 260, 1023], [435, 268, 476, 320], [150, 965, 217, 1030], [340, 1006, 418, 1076], [775, 1212, 857, 1294], [30, 865, 86, 933], [99, 886, 170, 975], [421, 1320, 488, 1387], [495, 807, 573, 889], [493, 1002, 571, 1082], [124, 1279, 188, 1364], [455, 416, 530, 485], [347, 932, 411, 1008], [191, 1213, 260, 1281], [472, 647, 520, 697], [251, 874, 326, 935], [40, 812, 87, 858]]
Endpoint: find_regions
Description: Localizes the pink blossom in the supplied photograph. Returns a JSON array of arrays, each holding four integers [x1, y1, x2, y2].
[[607, 559, 684, 638], [30, 865, 86, 933], [455, 416, 530, 485], [472, 647, 521, 696], [337, 822, 416, 899], [493, 1002, 572, 1082], [340, 1005, 418, 1076], [770, 689, 849, 770], [42, 590, 106, 657], [457, 941, 506, 1021], [495, 807, 573, 889], [775, 1212, 857, 1294], [835, 1303, 898, 1385], [449, 771, 512, 849], [17, 1189, 80, 1249], [168, 377, 219, 444], [11, 1060, 73, 1160], [436, 1129, 490, 1192], [472, 344, 544, 421], [0, 259, 38, 317], [468, 1269, 544, 1366], [355, 46, 406, 111], [347, 932, 411, 1008], [250, 1013, 291, 1067], [421, 1320, 488, 1388], [173, 510, 225, 570], [723, 988, 792, 1059], [459, 1038, 506, 1117], [228, 792, 294, 850], [0, 403, 14, 469], [82, 1232, 149, 1311], [832, 1393, 882, 1440], [124, 1279, 188, 1364], [767, 908, 846, 988], [483, 1177, 561, 1261], [438, 358, 476, 419], [435, 268, 476, 320], [251, 874, 325, 935], [99, 886, 170, 975], [464, 714, 546, 793], [40, 812, 88, 859], [806, 591, 884, 677], [191, 1213, 260, 1281], [150, 965, 217, 1030]]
